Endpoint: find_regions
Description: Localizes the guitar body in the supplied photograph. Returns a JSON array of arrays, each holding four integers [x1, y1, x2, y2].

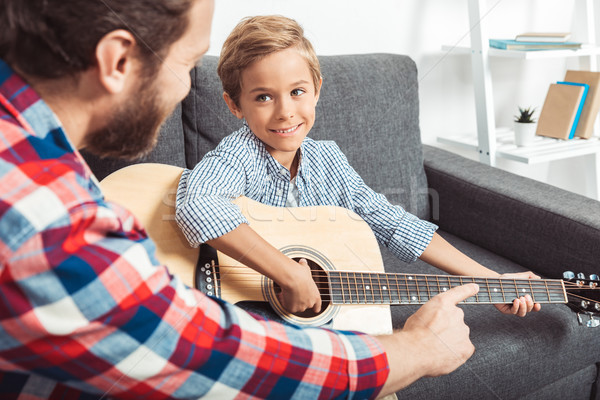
[[101, 163, 600, 334], [100, 163, 199, 287], [100, 163, 393, 334]]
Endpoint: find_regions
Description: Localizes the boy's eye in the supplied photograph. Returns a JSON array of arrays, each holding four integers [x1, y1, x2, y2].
[[291, 88, 306, 96], [256, 94, 272, 102]]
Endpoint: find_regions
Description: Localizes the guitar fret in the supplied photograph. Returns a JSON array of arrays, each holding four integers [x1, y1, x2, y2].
[[377, 274, 387, 304], [484, 278, 492, 303], [367, 273, 374, 304], [360, 274, 368, 304], [329, 272, 342, 304], [390, 274, 401, 304], [343, 272, 351, 304], [423, 275, 432, 302], [474, 278, 490, 303], [353, 272, 359, 304], [385, 274, 393, 304], [464, 277, 477, 304]]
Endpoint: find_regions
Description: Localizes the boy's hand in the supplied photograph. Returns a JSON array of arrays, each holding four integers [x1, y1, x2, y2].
[[494, 271, 542, 317], [277, 258, 322, 314]]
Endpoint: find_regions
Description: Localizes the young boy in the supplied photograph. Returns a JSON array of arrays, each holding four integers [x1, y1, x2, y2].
[[175, 15, 540, 317]]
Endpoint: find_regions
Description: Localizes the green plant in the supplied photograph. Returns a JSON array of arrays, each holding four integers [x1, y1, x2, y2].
[[514, 107, 536, 123]]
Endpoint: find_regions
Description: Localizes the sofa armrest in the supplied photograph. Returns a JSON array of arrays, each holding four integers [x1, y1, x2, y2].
[[423, 144, 600, 279]]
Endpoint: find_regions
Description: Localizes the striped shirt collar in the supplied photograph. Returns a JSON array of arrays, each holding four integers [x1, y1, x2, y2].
[[240, 120, 312, 184]]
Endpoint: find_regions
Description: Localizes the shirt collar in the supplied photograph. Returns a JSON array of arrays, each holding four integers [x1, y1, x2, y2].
[[0, 59, 94, 181]]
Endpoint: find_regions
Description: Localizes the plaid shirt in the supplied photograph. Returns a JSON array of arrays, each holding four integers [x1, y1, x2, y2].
[[176, 124, 437, 262], [0, 59, 389, 399]]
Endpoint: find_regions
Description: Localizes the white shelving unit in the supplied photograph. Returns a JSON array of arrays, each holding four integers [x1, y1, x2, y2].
[[439, 0, 600, 198]]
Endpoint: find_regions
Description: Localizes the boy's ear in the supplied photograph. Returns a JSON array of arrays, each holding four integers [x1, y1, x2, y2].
[[223, 92, 244, 119], [95, 29, 137, 94], [315, 77, 323, 103]]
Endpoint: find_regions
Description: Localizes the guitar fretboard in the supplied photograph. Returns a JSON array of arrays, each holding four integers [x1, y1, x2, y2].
[[324, 271, 567, 305]]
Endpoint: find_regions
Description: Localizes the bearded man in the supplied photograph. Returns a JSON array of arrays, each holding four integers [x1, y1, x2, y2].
[[0, 1, 477, 398]]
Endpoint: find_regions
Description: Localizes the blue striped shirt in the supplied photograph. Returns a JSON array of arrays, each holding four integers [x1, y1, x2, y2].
[[176, 124, 437, 262]]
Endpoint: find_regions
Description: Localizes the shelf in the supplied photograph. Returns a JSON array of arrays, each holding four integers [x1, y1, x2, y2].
[[438, 131, 600, 164], [442, 44, 600, 60]]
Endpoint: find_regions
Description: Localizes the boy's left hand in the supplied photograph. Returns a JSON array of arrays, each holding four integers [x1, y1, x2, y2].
[[494, 271, 542, 317]]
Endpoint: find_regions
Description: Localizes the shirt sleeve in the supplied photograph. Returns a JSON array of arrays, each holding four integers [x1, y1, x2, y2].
[[175, 144, 250, 246], [325, 142, 438, 262], [1, 195, 389, 399]]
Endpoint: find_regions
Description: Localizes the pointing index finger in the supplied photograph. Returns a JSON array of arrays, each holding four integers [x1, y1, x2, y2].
[[439, 283, 479, 304]]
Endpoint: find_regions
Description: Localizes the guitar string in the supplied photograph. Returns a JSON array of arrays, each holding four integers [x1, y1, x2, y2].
[[210, 269, 573, 288], [210, 271, 570, 288], [208, 265, 595, 300], [213, 282, 573, 302], [211, 264, 582, 283]]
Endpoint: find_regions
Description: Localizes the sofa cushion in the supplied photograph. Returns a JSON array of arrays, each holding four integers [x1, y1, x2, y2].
[[182, 53, 431, 219]]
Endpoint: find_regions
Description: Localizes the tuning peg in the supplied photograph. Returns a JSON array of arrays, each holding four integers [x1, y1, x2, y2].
[[577, 272, 586, 280], [563, 271, 575, 280], [590, 274, 599, 281]]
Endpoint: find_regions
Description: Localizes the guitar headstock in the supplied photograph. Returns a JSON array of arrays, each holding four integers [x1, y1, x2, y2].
[[563, 271, 600, 327]]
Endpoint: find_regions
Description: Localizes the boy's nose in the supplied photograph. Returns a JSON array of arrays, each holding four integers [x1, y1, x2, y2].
[[276, 99, 295, 120]]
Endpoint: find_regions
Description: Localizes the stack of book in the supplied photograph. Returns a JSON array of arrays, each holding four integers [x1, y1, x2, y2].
[[536, 70, 600, 140], [489, 32, 582, 51]]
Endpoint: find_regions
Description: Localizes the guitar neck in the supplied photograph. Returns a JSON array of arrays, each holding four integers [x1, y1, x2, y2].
[[324, 271, 568, 305]]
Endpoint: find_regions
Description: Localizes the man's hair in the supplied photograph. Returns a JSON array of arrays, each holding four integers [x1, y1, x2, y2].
[[217, 15, 321, 107], [0, 0, 194, 80]]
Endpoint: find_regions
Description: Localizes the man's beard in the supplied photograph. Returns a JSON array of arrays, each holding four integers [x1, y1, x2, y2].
[[83, 76, 173, 160]]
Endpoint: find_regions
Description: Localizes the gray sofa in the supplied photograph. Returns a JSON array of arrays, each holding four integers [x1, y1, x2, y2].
[[83, 54, 600, 399]]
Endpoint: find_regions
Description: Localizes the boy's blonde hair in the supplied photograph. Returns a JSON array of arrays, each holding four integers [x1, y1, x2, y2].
[[217, 15, 321, 107]]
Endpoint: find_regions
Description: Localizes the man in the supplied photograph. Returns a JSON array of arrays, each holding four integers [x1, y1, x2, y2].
[[0, 0, 478, 398]]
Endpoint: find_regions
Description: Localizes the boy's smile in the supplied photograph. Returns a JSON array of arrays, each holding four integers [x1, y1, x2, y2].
[[224, 47, 321, 173], [272, 123, 303, 136]]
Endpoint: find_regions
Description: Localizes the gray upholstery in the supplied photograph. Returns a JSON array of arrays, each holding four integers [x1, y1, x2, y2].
[[83, 53, 600, 399], [424, 145, 600, 279]]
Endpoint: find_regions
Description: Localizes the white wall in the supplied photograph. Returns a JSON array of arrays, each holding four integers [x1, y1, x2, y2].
[[208, 0, 599, 198]]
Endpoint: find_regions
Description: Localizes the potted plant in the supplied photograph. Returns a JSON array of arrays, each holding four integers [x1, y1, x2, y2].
[[514, 106, 537, 147]]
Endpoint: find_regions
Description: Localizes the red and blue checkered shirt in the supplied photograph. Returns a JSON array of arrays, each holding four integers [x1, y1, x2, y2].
[[0, 59, 389, 399]]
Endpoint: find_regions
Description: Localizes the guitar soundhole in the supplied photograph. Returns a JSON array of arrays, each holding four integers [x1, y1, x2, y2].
[[272, 257, 331, 319]]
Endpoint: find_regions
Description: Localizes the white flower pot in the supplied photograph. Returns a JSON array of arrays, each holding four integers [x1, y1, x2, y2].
[[514, 122, 537, 147]]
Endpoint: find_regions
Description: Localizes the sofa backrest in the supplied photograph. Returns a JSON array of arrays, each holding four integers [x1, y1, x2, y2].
[[83, 53, 431, 219]]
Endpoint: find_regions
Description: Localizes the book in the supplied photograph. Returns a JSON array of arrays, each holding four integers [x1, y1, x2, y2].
[[536, 83, 586, 140], [556, 81, 589, 139], [563, 70, 600, 139], [515, 32, 571, 42], [489, 39, 582, 51]]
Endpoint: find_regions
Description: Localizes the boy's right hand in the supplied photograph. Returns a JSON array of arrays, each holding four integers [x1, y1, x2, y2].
[[277, 258, 322, 314]]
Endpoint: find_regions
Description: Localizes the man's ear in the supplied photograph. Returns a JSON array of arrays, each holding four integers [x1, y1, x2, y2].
[[223, 92, 244, 119], [95, 29, 137, 94]]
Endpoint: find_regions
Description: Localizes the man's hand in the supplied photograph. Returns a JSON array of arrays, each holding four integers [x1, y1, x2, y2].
[[493, 271, 542, 317], [377, 283, 479, 396], [277, 258, 322, 314]]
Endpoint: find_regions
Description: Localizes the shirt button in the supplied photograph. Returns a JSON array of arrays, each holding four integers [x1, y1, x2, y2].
[[276, 189, 283, 196], [265, 175, 271, 181], [279, 168, 287, 175]]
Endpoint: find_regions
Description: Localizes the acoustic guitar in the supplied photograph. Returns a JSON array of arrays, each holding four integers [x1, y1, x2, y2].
[[100, 163, 600, 334]]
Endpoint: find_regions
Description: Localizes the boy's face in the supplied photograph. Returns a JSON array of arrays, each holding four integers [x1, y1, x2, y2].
[[224, 47, 321, 169]]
